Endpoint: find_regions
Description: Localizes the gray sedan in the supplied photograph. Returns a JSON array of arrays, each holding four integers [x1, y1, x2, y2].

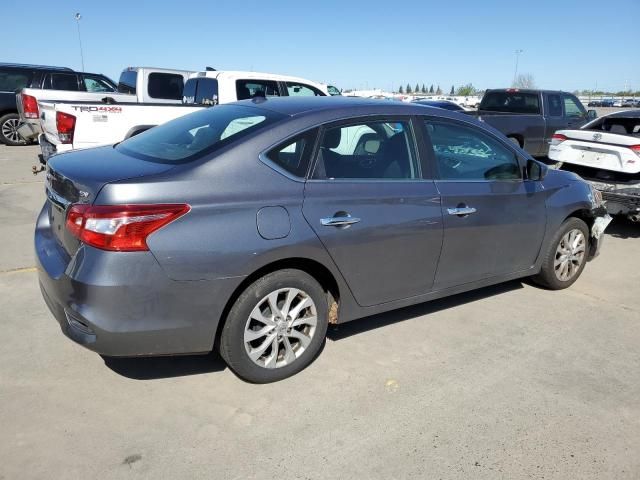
[[36, 97, 609, 383]]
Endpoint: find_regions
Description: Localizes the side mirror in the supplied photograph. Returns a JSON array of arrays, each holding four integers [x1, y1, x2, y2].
[[587, 110, 597, 120], [527, 159, 547, 181]]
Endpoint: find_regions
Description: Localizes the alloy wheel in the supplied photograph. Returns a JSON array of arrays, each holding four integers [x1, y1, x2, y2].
[[554, 228, 586, 281], [1, 118, 24, 144]]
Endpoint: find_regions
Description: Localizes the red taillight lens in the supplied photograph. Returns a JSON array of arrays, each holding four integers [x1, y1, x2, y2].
[[65, 204, 190, 251], [56, 111, 76, 144], [550, 133, 567, 146], [630, 145, 640, 157], [21, 93, 39, 119]]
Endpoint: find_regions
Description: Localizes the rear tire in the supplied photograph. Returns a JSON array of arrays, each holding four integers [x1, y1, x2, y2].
[[532, 218, 589, 290], [219, 269, 328, 383], [0, 113, 27, 146]]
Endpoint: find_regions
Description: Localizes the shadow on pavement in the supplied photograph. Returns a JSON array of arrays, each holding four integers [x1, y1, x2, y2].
[[102, 351, 226, 380], [327, 280, 524, 341], [605, 216, 640, 239]]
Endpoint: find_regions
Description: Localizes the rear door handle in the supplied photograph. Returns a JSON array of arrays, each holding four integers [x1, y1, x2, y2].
[[321, 215, 361, 227], [447, 206, 477, 216]]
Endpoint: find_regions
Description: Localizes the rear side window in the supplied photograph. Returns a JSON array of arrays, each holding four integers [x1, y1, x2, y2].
[[546, 94, 562, 117], [0, 71, 30, 92], [312, 120, 418, 180], [285, 82, 324, 97], [118, 70, 137, 94], [236, 80, 280, 100], [117, 104, 285, 163], [182, 78, 219, 105], [147, 73, 184, 100], [47, 73, 79, 91], [266, 129, 318, 177], [425, 120, 521, 181], [480, 91, 541, 114]]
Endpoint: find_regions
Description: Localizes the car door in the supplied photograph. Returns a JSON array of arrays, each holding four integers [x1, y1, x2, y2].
[[302, 117, 444, 307], [420, 117, 547, 289], [543, 92, 566, 142]]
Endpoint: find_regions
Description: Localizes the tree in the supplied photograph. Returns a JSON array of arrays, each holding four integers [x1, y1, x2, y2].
[[406, 83, 412, 94], [450, 85, 455, 95], [456, 83, 476, 96], [512, 73, 536, 89], [415, 83, 420, 94], [436, 85, 442, 95], [399, 85, 403, 94], [429, 84, 434, 93], [421, 84, 426, 94]]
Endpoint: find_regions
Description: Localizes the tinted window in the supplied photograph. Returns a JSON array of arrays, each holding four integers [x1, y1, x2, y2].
[[48, 73, 79, 91], [480, 91, 541, 114], [285, 82, 324, 97], [148, 73, 184, 100], [83, 75, 115, 92], [183, 78, 219, 105], [563, 94, 585, 118], [236, 80, 280, 100], [118, 70, 137, 94], [425, 120, 521, 181], [312, 120, 418, 180], [0, 71, 30, 92], [266, 130, 318, 177], [546, 94, 562, 117], [117, 105, 285, 163]]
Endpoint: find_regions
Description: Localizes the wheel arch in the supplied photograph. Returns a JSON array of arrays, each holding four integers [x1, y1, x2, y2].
[[213, 257, 341, 349]]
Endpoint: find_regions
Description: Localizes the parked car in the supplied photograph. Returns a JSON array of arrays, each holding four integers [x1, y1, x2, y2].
[[36, 97, 610, 383], [412, 99, 466, 111], [470, 89, 597, 156], [19, 67, 193, 146], [36, 70, 328, 164], [0, 62, 116, 146], [622, 99, 640, 108], [548, 109, 640, 220]]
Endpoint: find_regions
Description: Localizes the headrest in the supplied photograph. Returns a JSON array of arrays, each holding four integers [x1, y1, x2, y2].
[[323, 128, 341, 149]]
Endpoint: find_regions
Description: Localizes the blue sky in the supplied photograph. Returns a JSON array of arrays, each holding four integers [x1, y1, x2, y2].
[[3, 0, 638, 92]]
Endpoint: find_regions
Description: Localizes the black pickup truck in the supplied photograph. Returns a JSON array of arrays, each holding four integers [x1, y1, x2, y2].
[[471, 89, 597, 157]]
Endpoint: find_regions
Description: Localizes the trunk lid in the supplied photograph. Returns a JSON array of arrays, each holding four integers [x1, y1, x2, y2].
[[45, 145, 176, 255]]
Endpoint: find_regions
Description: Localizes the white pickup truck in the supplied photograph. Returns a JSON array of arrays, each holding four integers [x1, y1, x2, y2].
[[19, 66, 193, 144], [37, 70, 329, 163]]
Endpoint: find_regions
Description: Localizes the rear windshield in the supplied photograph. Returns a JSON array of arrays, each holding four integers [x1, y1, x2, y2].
[[118, 70, 137, 94], [182, 78, 219, 105], [116, 104, 286, 164], [0, 70, 31, 92], [480, 91, 541, 114]]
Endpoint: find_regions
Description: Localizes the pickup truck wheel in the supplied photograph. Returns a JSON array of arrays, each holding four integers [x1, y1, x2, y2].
[[532, 218, 589, 290], [219, 269, 328, 383], [0, 113, 27, 146]]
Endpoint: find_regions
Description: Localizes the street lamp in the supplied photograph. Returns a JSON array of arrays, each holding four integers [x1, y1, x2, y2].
[[512, 49, 523, 85], [75, 13, 85, 71]]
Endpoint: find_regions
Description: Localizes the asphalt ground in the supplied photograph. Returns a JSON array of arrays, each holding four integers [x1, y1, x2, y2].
[[1, 144, 638, 480]]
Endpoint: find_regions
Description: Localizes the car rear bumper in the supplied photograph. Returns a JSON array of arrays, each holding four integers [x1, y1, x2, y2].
[[35, 203, 241, 357], [17, 120, 41, 141]]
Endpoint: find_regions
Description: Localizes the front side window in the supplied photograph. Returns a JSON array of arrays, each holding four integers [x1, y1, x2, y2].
[[236, 80, 280, 100], [312, 120, 418, 180], [285, 82, 324, 97], [563, 94, 585, 118], [47, 73, 79, 91], [83, 75, 115, 93], [147, 73, 184, 100], [0, 71, 30, 92], [425, 120, 521, 181], [265, 129, 318, 177], [117, 105, 285, 164], [327, 85, 341, 96]]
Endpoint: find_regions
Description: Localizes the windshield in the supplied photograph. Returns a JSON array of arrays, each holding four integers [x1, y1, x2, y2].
[[116, 105, 286, 163]]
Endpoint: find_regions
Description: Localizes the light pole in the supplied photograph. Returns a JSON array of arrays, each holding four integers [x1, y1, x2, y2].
[[512, 49, 523, 86], [75, 13, 85, 71]]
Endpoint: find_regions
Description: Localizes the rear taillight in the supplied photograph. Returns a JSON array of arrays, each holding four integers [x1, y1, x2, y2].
[[550, 133, 567, 146], [65, 204, 190, 252], [56, 111, 76, 144], [21, 93, 39, 119], [630, 145, 640, 157]]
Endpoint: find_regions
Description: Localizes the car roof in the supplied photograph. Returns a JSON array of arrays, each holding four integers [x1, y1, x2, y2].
[[233, 96, 469, 119], [0, 62, 74, 72]]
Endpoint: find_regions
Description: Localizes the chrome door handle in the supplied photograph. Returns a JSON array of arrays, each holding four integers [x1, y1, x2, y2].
[[321, 215, 361, 227], [447, 206, 477, 216]]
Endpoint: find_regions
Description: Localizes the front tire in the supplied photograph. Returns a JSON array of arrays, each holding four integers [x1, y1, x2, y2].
[[220, 269, 328, 383], [0, 113, 27, 146], [532, 217, 589, 290]]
